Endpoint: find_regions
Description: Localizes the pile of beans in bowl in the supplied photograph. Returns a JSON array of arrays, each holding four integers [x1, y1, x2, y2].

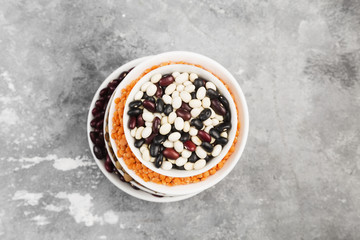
[[127, 72, 231, 171]]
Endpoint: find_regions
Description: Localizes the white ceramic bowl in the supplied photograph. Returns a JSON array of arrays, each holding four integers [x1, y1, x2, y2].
[[108, 51, 249, 196], [87, 56, 200, 202], [123, 64, 237, 178]]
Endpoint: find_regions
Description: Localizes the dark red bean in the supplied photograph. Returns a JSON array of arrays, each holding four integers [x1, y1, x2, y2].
[[95, 100, 104, 109], [92, 107, 100, 116], [181, 102, 192, 112], [99, 88, 108, 97], [152, 117, 160, 134], [136, 114, 145, 127], [163, 148, 180, 159], [118, 174, 125, 182], [94, 112, 104, 120], [128, 108, 143, 117], [155, 153, 164, 168], [95, 137, 105, 147], [128, 116, 136, 129], [90, 118, 98, 128], [155, 85, 163, 98], [159, 75, 175, 87], [197, 130, 211, 142], [211, 99, 226, 115], [109, 85, 116, 93], [190, 119, 203, 130], [184, 140, 196, 152], [118, 71, 128, 79], [89, 131, 98, 144], [93, 145, 104, 159], [109, 80, 120, 88], [105, 155, 114, 173], [143, 100, 156, 112], [175, 109, 191, 121], [129, 100, 142, 109], [145, 133, 157, 144], [96, 119, 104, 129]]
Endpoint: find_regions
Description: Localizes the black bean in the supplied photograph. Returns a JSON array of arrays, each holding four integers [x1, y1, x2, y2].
[[216, 137, 228, 146], [145, 96, 155, 102], [155, 153, 164, 168], [201, 142, 214, 152], [190, 119, 203, 130], [150, 144, 160, 157], [171, 125, 177, 132], [127, 108, 143, 116], [218, 95, 229, 109], [134, 139, 145, 148], [189, 152, 199, 163], [209, 128, 220, 139], [224, 111, 231, 123], [173, 165, 185, 170], [164, 104, 173, 116], [159, 145, 165, 152], [129, 100, 142, 109], [153, 135, 166, 145], [142, 92, 149, 99], [204, 155, 213, 162], [194, 78, 205, 89], [215, 122, 232, 132], [180, 132, 190, 142], [206, 89, 219, 99], [191, 92, 196, 99], [198, 109, 211, 121], [156, 98, 164, 113]]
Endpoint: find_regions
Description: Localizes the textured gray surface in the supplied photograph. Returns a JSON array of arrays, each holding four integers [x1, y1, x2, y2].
[[1, 0, 360, 239]]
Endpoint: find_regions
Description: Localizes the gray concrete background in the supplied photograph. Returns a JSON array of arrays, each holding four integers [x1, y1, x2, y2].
[[1, 0, 360, 239]]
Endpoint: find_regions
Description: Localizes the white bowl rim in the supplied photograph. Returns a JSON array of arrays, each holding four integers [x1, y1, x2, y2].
[[108, 51, 249, 196], [87, 55, 201, 202], [123, 64, 238, 177]]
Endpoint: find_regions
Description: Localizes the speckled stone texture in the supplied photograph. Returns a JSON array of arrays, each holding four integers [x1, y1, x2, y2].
[[1, 0, 360, 239]]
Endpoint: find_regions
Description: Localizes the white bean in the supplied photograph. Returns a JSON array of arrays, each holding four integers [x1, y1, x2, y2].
[[141, 82, 151, 92], [161, 161, 173, 170], [150, 157, 155, 163], [195, 147, 207, 159], [212, 118, 219, 126], [176, 157, 187, 166], [140, 145, 148, 153], [189, 99, 202, 108], [196, 87, 206, 100], [212, 144, 222, 157], [145, 121, 152, 127], [159, 123, 171, 135], [168, 159, 176, 164], [189, 127, 198, 136], [184, 84, 195, 93], [163, 140, 174, 148], [154, 113, 162, 119], [189, 73, 198, 82], [162, 95, 172, 104], [204, 126, 212, 133], [203, 118, 213, 126], [142, 110, 154, 122], [191, 108, 202, 118], [183, 80, 192, 86], [202, 97, 211, 108], [174, 141, 184, 153], [183, 121, 190, 132], [146, 83, 157, 96], [206, 81, 216, 90], [168, 132, 181, 142], [175, 72, 188, 84], [168, 112, 176, 124], [172, 96, 182, 109], [161, 116, 168, 125], [165, 83, 176, 95], [172, 71, 180, 78], [134, 91, 143, 100], [176, 84, 184, 92], [174, 117, 184, 131], [184, 162, 194, 170], [151, 73, 162, 83], [142, 127, 152, 138], [210, 137, 215, 144], [191, 136, 202, 146], [181, 149, 192, 158], [210, 108, 216, 118], [130, 128, 137, 137], [180, 91, 191, 103], [172, 91, 179, 98], [215, 114, 223, 121], [135, 127, 144, 140], [221, 132, 228, 138], [142, 149, 151, 162], [194, 159, 206, 170]]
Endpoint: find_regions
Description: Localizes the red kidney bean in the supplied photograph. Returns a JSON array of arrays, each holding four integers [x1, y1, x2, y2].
[[90, 118, 98, 128], [136, 114, 145, 127], [163, 148, 180, 159], [99, 88, 108, 97], [155, 85, 163, 98], [184, 140, 196, 151], [109, 85, 116, 93], [105, 155, 114, 173], [176, 109, 191, 121], [197, 130, 211, 142], [118, 71, 128, 79], [93, 145, 104, 159], [145, 133, 157, 144], [159, 75, 175, 87], [94, 112, 104, 120], [92, 107, 100, 116], [108, 80, 119, 88], [95, 137, 105, 147], [211, 99, 226, 115], [89, 131, 98, 144], [96, 119, 104, 129], [128, 116, 136, 129], [181, 102, 192, 112], [143, 100, 156, 112], [152, 117, 160, 133], [95, 100, 104, 109]]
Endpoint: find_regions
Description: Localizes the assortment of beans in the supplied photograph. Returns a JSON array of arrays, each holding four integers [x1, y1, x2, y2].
[[127, 72, 232, 171]]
